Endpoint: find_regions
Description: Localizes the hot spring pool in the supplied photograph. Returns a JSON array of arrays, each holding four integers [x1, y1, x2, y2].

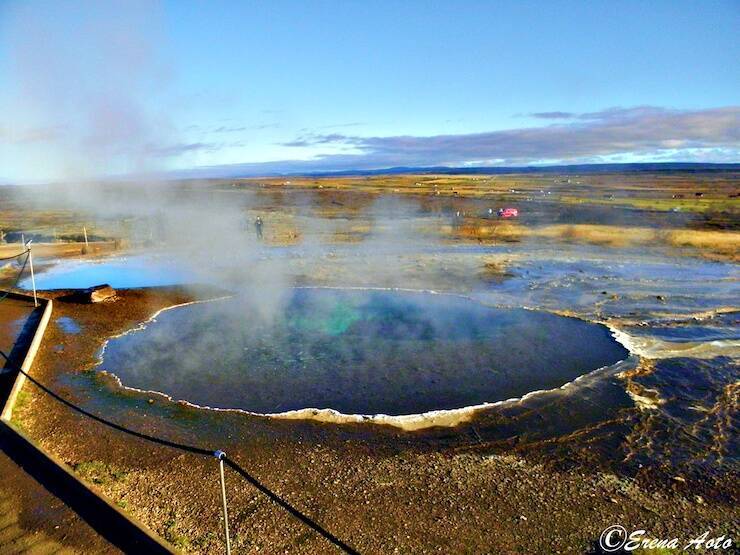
[[98, 288, 629, 416]]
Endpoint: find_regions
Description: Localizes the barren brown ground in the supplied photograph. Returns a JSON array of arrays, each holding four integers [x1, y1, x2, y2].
[[0, 297, 33, 356]]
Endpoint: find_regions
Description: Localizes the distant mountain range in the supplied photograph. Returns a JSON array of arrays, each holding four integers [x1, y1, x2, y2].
[[179, 161, 738, 179], [291, 162, 740, 177]]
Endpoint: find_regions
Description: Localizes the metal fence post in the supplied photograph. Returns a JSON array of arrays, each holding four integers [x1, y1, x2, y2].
[[27, 241, 38, 307], [214, 450, 231, 555]]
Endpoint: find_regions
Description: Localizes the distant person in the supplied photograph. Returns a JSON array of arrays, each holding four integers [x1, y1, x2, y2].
[[254, 216, 264, 240]]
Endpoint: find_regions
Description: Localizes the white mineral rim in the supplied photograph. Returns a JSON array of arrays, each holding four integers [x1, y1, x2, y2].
[[93, 289, 638, 431]]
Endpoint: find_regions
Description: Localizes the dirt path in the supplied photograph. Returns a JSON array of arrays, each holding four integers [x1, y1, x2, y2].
[[0, 446, 119, 555], [0, 298, 34, 356], [0, 297, 118, 554]]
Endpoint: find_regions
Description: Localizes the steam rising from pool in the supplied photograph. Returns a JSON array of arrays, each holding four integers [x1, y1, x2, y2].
[[98, 288, 629, 417]]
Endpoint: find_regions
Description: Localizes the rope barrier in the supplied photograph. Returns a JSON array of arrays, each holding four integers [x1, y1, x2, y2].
[[0, 248, 30, 262], [0, 250, 30, 304], [0, 350, 213, 455], [0, 349, 360, 554], [224, 455, 360, 554]]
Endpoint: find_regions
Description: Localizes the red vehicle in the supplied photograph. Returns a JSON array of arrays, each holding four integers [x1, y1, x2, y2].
[[497, 207, 519, 218]]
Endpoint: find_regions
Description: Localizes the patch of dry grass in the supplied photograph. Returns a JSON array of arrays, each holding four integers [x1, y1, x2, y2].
[[530, 224, 739, 261], [659, 229, 740, 261], [451, 220, 523, 242], [479, 255, 512, 283], [534, 224, 655, 247], [444, 220, 738, 261]]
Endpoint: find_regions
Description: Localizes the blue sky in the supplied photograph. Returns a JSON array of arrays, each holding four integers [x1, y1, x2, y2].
[[0, 0, 738, 181]]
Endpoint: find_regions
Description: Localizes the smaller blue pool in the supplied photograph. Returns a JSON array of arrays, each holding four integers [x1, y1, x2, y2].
[[25, 255, 193, 290]]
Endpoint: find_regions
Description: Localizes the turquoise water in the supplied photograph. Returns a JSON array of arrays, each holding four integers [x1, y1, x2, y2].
[[99, 288, 629, 415]]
